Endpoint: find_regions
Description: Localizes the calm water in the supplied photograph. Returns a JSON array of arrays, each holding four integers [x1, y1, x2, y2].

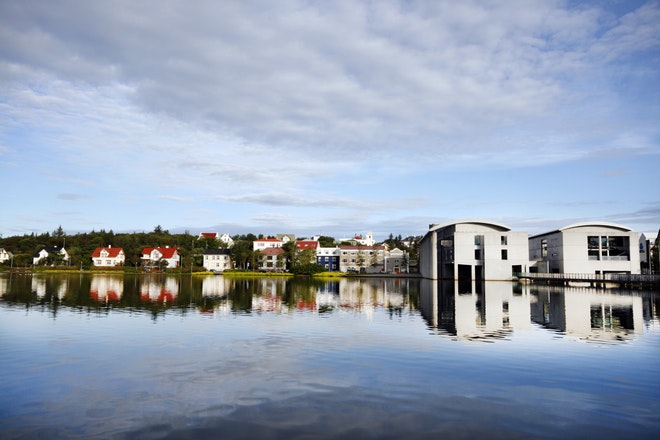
[[1, 274, 659, 439]]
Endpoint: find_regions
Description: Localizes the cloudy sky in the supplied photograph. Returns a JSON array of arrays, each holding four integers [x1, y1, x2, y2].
[[1, 0, 659, 240]]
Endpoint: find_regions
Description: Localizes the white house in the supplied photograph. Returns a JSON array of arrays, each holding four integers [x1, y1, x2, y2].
[[419, 220, 529, 281], [339, 232, 375, 246], [33, 246, 70, 266], [203, 248, 233, 272], [0, 248, 13, 264], [141, 246, 180, 269], [528, 222, 640, 275], [91, 246, 125, 267], [253, 237, 284, 251]]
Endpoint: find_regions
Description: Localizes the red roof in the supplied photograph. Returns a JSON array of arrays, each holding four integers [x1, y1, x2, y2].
[[296, 241, 319, 250], [91, 247, 124, 258], [200, 232, 218, 238], [339, 245, 385, 251], [255, 238, 282, 242], [141, 247, 179, 258]]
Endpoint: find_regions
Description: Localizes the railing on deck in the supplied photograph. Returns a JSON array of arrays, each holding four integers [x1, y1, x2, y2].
[[516, 272, 660, 287]]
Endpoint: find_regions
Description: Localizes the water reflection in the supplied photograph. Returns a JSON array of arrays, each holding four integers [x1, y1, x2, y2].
[[419, 279, 657, 344], [0, 274, 420, 320]]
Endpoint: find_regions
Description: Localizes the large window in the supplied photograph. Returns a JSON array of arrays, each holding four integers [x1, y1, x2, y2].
[[587, 235, 630, 260]]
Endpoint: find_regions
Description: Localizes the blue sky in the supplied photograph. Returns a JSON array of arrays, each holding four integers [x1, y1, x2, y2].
[[1, 0, 659, 240]]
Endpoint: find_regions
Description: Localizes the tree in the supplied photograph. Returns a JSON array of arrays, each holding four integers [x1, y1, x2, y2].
[[318, 236, 336, 247]]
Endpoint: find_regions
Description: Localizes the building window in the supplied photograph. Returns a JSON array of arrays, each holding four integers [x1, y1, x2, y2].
[[501, 235, 507, 245], [474, 235, 483, 246], [475, 249, 482, 260], [541, 239, 548, 258], [501, 249, 508, 260]]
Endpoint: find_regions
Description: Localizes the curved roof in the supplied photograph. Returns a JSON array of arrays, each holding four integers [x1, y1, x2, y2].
[[428, 219, 511, 232], [559, 221, 632, 232]]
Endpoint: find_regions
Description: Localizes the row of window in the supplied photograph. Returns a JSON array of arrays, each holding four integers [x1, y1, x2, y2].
[[473, 235, 508, 246]]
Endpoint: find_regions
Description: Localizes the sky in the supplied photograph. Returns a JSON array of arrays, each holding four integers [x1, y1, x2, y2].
[[1, 0, 659, 241]]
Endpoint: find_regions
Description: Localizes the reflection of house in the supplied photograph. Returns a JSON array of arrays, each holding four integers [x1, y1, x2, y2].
[[140, 277, 179, 303], [528, 222, 640, 275], [32, 246, 70, 266], [203, 248, 232, 272], [140, 247, 180, 268], [91, 246, 125, 267], [529, 286, 644, 343], [90, 276, 124, 302], [419, 220, 529, 281], [0, 248, 13, 263]]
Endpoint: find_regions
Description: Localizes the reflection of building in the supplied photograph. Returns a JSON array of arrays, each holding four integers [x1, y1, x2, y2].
[[30, 277, 68, 298], [90, 276, 124, 302], [201, 276, 232, 297], [529, 222, 640, 275], [419, 220, 529, 280], [529, 286, 644, 343], [420, 280, 530, 341], [140, 277, 179, 303]]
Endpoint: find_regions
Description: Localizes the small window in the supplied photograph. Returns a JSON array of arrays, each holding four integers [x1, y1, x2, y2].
[[474, 235, 482, 246], [501, 236, 507, 245], [475, 249, 482, 260], [501, 249, 508, 260]]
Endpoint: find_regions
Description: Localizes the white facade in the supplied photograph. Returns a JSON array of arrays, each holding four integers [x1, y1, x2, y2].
[[338, 245, 386, 273], [203, 249, 232, 272], [529, 222, 640, 275], [253, 238, 284, 251], [419, 220, 529, 281], [0, 248, 13, 263], [33, 246, 70, 265]]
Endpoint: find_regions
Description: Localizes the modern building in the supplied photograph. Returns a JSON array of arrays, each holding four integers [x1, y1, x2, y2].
[[91, 246, 125, 267], [528, 222, 640, 275], [203, 248, 233, 272], [419, 220, 529, 281]]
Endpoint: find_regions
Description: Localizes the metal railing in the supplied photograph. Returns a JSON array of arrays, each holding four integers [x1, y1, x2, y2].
[[517, 272, 660, 285]]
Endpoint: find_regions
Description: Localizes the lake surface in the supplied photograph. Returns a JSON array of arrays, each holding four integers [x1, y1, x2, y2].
[[1, 274, 659, 439]]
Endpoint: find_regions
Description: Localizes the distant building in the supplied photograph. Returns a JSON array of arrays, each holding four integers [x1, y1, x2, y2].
[[339, 244, 386, 273], [257, 247, 285, 271], [253, 237, 284, 251], [203, 248, 233, 272], [317, 246, 340, 271], [33, 246, 70, 266], [199, 232, 234, 247], [419, 220, 529, 281], [91, 246, 125, 267], [339, 232, 375, 247], [0, 248, 13, 264], [528, 222, 640, 275]]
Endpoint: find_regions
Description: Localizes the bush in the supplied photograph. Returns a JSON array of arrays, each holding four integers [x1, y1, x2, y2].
[[290, 263, 327, 275]]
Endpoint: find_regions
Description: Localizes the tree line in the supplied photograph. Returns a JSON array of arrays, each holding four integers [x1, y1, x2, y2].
[[0, 226, 421, 271]]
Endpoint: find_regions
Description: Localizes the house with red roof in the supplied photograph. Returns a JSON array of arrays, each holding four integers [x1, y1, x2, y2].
[[141, 246, 181, 269], [253, 237, 284, 251], [257, 247, 286, 271], [91, 246, 125, 267]]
